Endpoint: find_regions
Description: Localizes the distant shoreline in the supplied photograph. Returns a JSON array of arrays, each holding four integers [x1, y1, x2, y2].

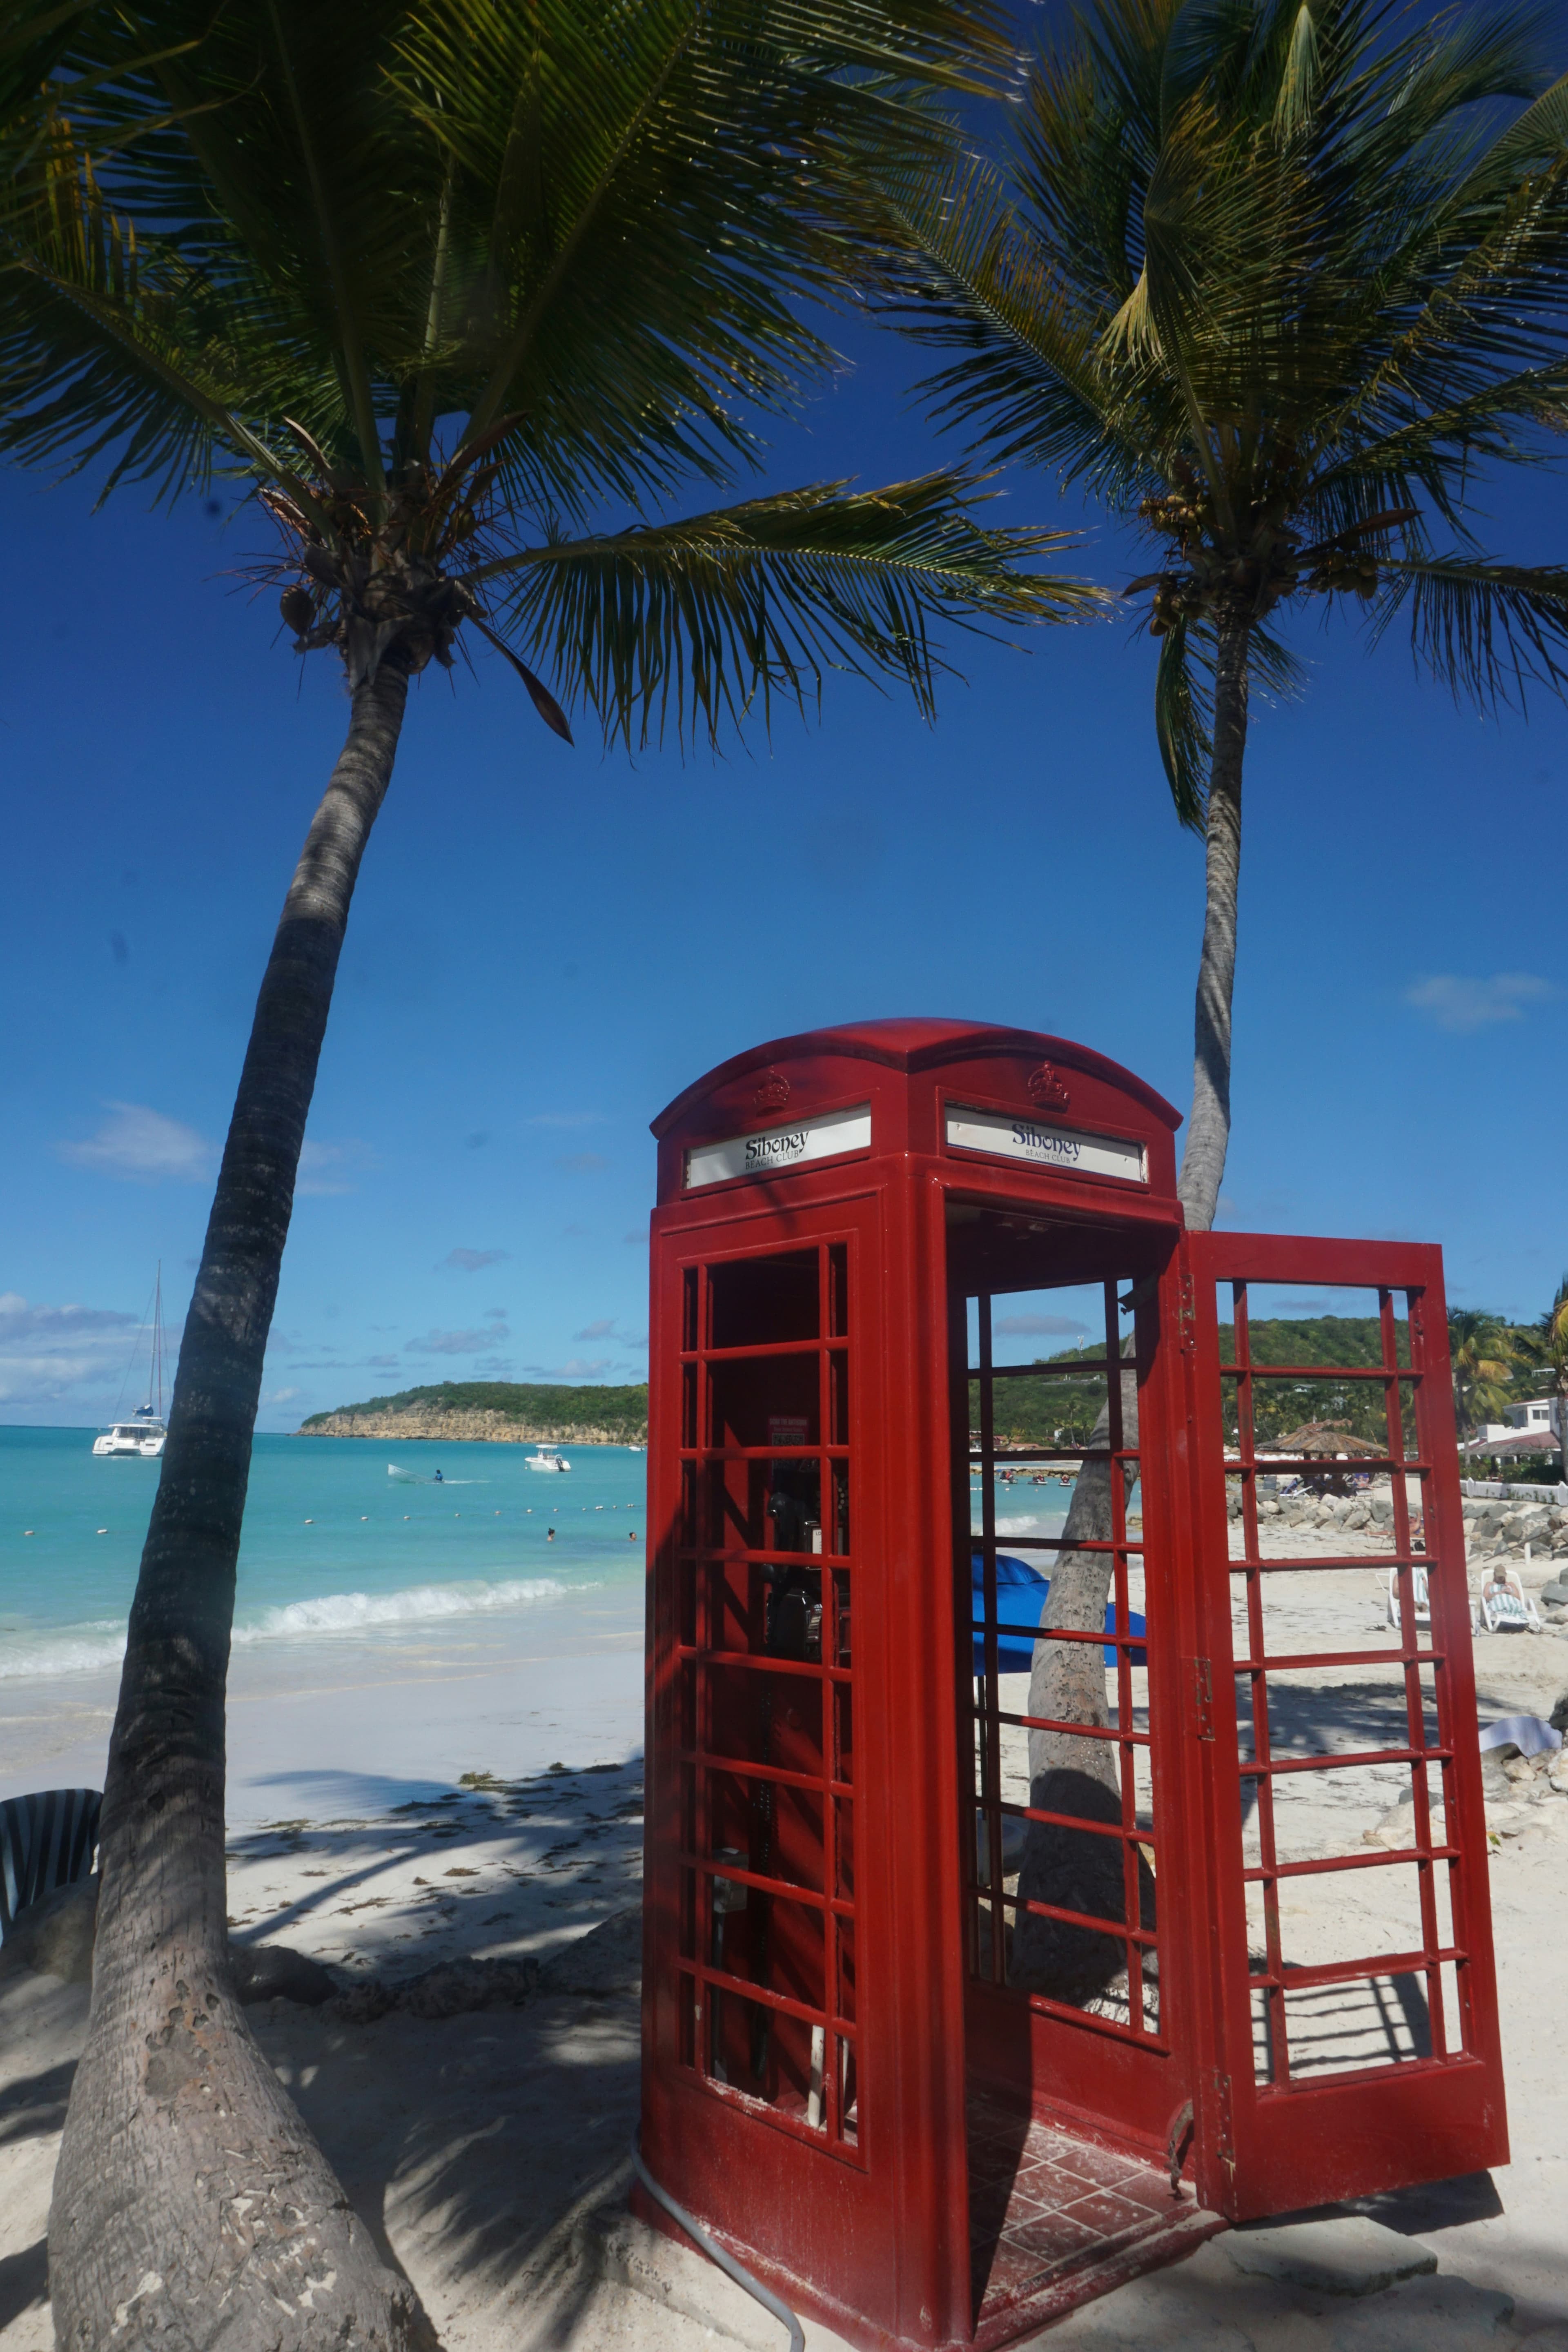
[[298, 1412, 644, 1446], [298, 1379, 648, 1448]]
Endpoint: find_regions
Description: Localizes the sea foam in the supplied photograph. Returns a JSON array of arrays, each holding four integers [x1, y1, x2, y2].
[[232, 1575, 577, 1639], [0, 1573, 582, 1681], [0, 1621, 129, 1679]]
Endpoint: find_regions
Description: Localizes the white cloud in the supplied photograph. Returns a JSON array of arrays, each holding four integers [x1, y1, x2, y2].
[[408, 1324, 512, 1356], [442, 1247, 510, 1272], [560, 1356, 613, 1377], [365, 1353, 401, 1369], [0, 1292, 146, 1410], [265, 1385, 301, 1405], [555, 1152, 608, 1173], [296, 1140, 365, 1196], [1403, 972, 1559, 1035], [574, 1317, 617, 1341], [995, 1313, 1088, 1337], [60, 1102, 213, 1184]]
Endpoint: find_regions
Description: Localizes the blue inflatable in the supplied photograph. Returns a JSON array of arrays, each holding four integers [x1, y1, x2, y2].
[[971, 1550, 1146, 1672]]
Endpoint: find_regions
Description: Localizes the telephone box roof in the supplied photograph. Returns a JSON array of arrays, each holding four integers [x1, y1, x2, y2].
[[650, 1017, 1183, 1138]]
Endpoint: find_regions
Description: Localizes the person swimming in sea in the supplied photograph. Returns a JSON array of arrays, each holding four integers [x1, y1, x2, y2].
[[433, 1467, 444, 1483]]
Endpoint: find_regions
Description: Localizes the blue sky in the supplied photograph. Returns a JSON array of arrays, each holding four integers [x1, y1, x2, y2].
[[2, 307, 1564, 1430]]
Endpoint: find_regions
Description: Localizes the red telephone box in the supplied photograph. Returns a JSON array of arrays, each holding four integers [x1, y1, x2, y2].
[[638, 1020, 1506, 2352]]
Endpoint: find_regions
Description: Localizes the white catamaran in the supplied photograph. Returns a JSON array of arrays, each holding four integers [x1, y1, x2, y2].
[[93, 1267, 168, 1458]]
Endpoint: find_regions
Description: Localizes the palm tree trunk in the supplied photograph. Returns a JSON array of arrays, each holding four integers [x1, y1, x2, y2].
[[1013, 619, 1252, 1999], [49, 664, 437, 2352], [1176, 614, 1250, 1233]]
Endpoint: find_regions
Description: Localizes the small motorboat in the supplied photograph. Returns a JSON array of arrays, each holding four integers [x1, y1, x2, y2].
[[525, 1445, 572, 1473]]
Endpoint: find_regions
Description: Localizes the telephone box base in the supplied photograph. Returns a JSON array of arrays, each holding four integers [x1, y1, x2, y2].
[[632, 2113, 1227, 2352], [965, 2098, 1227, 2350]]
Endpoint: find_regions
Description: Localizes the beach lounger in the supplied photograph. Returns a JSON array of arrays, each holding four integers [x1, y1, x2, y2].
[[1386, 1563, 1431, 1631], [1474, 1571, 1542, 1635], [0, 1787, 101, 1944]]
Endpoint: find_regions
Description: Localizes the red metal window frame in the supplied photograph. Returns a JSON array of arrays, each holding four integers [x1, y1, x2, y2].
[[963, 1276, 1165, 2051], [1182, 1231, 1507, 2217], [666, 1228, 865, 2165]]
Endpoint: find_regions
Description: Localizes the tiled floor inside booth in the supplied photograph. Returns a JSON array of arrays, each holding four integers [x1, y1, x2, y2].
[[967, 2094, 1224, 2342]]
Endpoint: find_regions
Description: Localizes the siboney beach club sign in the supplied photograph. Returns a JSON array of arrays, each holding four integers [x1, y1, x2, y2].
[[944, 1105, 1146, 1184], [685, 1103, 873, 1190]]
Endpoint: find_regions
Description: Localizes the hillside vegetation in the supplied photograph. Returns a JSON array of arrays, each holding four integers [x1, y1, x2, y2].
[[301, 1380, 649, 1443], [982, 1316, 1410, 1448]]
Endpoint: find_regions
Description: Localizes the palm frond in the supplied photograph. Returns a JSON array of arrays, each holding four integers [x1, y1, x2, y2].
[[1153, 614, 1212, 828], [1272, 2, 1319, 141], [472, 473, 1104, 748], [861, 147, 1156, 497], [0, 111, 331, 506], [1373, 555, 1568, 707], [1248, 617, 1306, 702]]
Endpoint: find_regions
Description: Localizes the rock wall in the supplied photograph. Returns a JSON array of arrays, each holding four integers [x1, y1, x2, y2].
[[298, 1409, 644, 1445], [1234, 1477, 1568, 1613]]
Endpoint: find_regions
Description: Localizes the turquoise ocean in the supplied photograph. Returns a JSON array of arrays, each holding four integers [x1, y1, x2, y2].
[[0, 1426, 1086, 1692], [0, 1427, 650, 1684]]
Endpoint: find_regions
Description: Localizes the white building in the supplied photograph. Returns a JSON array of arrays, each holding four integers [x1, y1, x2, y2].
[[1476, 1399, 1563, 1446]]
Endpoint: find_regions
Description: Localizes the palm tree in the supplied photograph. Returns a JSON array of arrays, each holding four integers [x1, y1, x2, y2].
[[858, 0, 1568, 2004], [1449, 1307, 1522, 1438], [0, 3, 155, 254], [4, 4, 1099, 2342], [1522, 1277, 1568, 1474], [867, 0, 1568, 1230]]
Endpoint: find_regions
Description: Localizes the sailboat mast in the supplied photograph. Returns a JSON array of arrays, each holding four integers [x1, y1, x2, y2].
[[153, 1263, 163, 1419]]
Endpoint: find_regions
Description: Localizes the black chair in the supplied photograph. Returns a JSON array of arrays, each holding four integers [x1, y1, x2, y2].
[[0, 1788, 102, 1943]]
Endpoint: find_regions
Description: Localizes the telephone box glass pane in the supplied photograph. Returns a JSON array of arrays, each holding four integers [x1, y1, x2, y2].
[[1213, 1276, 1472, 2089], [710, 1250, 819, 1348], [953, 1240, 1163, 2043], [677, 1237, 862, 2155]]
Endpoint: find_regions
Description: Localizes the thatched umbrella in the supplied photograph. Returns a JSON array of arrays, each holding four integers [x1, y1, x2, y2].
[[1261, 1420, 1385, 1459], [1255, 1420, 1385, 1496]]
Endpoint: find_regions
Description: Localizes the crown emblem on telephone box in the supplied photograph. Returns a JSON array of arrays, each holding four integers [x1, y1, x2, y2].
[[1026, 1062, 1071, 1110], [753, 1068, 791, 1113]]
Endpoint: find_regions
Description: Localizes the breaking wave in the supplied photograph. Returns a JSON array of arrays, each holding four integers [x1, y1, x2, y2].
[[0, 1574, 585, 1681], [0, 1621, 128, 1679], [232, 1576, 578, 1639]]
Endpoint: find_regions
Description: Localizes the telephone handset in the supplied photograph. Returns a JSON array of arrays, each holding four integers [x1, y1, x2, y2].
[[766, 1467, 823, 1660]]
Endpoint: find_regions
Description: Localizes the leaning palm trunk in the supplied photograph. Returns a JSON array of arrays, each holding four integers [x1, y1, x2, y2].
[[1176, 618, 1249, 1234], [49, 664, 436, 2352], [1013, 624, 1248, 2002], [1011, 1370, 1154, 2002]]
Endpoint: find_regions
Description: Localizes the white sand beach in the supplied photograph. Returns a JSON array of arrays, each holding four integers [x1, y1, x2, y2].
[[2, 1533, 1565, 2352], [0, 1585, 646, 1826]]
